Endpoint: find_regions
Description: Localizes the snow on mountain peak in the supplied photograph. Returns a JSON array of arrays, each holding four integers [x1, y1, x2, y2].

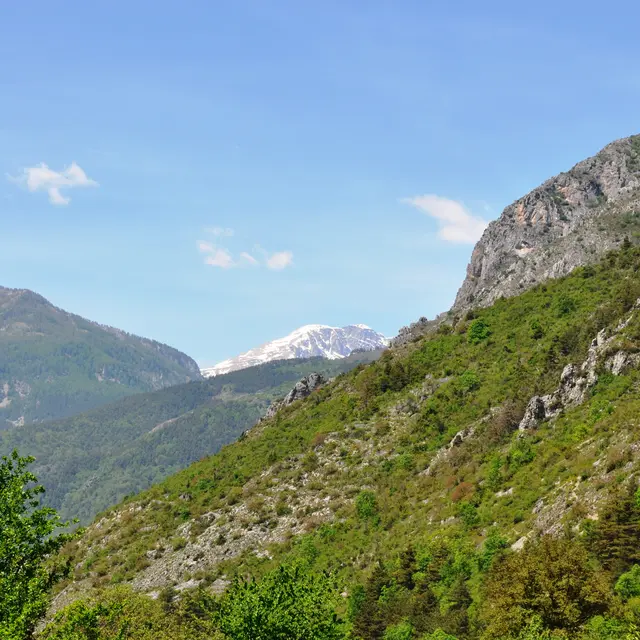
[[201, 324, 389, 378]]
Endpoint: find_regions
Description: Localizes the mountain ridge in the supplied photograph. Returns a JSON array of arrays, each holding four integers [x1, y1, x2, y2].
[[0, 285, 202, 426], [44, 135, 640, 639], [202, 323, 388, 377], [55, 244, 640, 640]]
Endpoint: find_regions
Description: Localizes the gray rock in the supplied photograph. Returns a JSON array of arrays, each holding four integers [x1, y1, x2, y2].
[[518, 303, 640, 431], [454, 135, 640, 312], [264, 373, 327, 420], [395, 135, 640, 344], [519, 396, 547, 431]]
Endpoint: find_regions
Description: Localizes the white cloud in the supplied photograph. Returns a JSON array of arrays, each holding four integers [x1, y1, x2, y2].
[[240, 251, 259, 266], [204, 248, 235, 269], [266, 251, 294, 270], [205, 226, 234, 237], [402, 194, 488, 244], [198, 241, 215, 253], [198, 233, 292, 271], [9, 162, 98, 206]]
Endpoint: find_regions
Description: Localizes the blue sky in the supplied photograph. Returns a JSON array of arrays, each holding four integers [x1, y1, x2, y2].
[[2, 1, 640, 366]]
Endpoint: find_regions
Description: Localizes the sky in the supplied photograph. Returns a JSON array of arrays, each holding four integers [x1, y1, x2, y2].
[[2, 1, 640, 366]]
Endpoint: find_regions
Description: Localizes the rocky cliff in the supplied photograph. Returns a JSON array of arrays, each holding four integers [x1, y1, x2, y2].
[[454, 135, 640, 310], [395, 135, 640, 345]]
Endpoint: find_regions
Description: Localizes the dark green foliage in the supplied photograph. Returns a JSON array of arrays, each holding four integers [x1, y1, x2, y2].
[[356, 490, 380, 521], [467, 319, 491, 345], [480, 537, 611, 638], [477, 529, 509, 572], [587, 483, 640, 574], [615, 565, 640, 599], [529, 318, 544, 340], [51, 246, 640, 638], [555, 293, 577, 317], [0, 451, 76, 639], [41, 587, 219, 639], [351, 562, 390, 639]]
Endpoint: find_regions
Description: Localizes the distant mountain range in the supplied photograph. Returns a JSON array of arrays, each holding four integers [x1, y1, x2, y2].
[[0, 286, 201, 427], [201, 323, 389, 377]]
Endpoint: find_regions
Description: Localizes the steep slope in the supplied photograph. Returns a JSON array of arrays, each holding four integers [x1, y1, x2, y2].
[[56, 246, 640, 639], [0, 286, 201, 426], [454, 134, 640, 310], [395, 135, 640, 346], [202, 324, 388, 377], [0, 351, 381, 524]]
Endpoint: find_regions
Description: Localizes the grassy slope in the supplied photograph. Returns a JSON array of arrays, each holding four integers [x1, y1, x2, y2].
[[1, 352, 380, 524], [55, 248, 640, 637]]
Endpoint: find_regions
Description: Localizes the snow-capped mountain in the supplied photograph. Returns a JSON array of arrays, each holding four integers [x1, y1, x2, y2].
[[201, 324, 389, 378]]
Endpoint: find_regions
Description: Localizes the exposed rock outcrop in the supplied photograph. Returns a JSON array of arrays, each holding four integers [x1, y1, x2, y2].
[[454, 135, 640, 312], [263, 373, 326, 420], [519, 301, 640, 431]]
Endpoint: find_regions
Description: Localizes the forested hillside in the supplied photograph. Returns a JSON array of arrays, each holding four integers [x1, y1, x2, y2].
[[0, 351, 381, 525], [0, 286, 202, 426], [46, 246, 640, 639]]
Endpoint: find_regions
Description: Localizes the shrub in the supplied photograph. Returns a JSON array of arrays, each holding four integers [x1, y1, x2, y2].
[[215, 562, 345, 640], [467, 319, 491, 344], [615, 565, 640, 599], [451, 482, 474, 503], [480, 536, 611, 638], [457, 370, 480, 393], [529, 318, 544, 340], [356, 491, 379, 521]]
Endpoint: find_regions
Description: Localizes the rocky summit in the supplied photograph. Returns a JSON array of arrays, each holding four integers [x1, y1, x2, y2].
[[455, 135, 640, 310], [396, 135, 640, 345]]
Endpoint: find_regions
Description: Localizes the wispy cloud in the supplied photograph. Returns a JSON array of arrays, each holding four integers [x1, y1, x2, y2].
[[197, 231, 293, 271], [266, 251, 294, 270], [240, 251, 259, 266], [402, 194, 488, 244], [205, 226, 234, 238], [204, 248, 235, 269], [8, 162, 98, 206]]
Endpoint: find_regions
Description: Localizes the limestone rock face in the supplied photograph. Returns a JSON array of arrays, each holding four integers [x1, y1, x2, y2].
[[395, 135, 640, 345], [454, 136, 640, 311]]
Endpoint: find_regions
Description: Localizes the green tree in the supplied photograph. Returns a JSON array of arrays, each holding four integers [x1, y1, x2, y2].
[[356, 490, 380, 521], [588, 484, 640, 574], [216, 562, 345, 640], [383, 619, 413, 639], [352, 561, 390, 640], [0, 451, 75, 640], [480, 537, 611, 638], [41, 587, 220, 640]]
